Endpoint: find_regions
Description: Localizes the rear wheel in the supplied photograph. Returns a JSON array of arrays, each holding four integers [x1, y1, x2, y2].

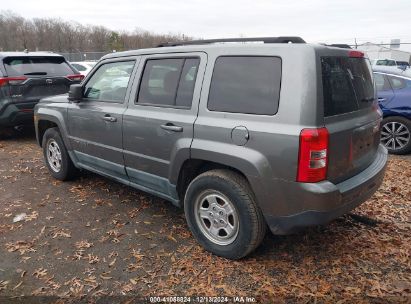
[[42, 127, 78, 180], [184, 169, 266, 260], [380, 116, 411, 155]]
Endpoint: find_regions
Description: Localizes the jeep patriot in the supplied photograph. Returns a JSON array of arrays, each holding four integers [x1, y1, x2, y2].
[[34, 37, 387, 259]]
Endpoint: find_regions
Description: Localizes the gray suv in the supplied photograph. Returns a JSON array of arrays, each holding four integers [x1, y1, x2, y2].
[[0, 52, 83, 131], [34, 37, 387, 259]]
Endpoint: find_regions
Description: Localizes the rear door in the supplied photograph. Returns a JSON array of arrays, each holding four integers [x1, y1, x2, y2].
[[373, 72, 395, 105], [320, 54, 382, 183], [3, 56, 81, 107], [122, 53, 206, 199], [67, 58, 138, 180]]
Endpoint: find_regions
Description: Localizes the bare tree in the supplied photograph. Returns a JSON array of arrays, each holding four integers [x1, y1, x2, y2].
[[0, 11, 192, 53]]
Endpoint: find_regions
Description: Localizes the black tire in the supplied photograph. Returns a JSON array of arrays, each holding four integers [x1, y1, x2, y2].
[[42, 127, 78, 180], [381, 116, 411, 155], [184, 169, 266, 260]]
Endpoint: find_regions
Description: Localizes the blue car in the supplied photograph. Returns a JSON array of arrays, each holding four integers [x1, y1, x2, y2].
[[373, 71, 411, 154]]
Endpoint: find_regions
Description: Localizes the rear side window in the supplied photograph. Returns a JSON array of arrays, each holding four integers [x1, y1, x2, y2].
[[208, 56, 282, 115], [137, 58, 200, 108], [321, 57, 374, 117], [376, 59, 396, 66], [3, 56, 74, 76], [72, 63, 87, 72], [374, 73, 392, 91]]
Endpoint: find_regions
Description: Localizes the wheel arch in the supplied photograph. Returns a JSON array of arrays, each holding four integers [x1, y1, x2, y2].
[[35, 109, 71, 150], [175, 156, 269, 211]]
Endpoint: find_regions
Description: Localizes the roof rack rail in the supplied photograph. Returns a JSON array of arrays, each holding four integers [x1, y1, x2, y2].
[[328, 44, 352, 49], [157, 36, 306, 47]]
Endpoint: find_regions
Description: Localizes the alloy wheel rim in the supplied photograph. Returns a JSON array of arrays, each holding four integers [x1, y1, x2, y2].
[[194, 191, 239, 246], [381, 122, 410, 151], [46, 139, 62, 172]]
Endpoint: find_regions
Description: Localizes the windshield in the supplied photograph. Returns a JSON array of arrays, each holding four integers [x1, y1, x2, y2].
[[321, 56, 375, 117], [4, 56, 73, 76]]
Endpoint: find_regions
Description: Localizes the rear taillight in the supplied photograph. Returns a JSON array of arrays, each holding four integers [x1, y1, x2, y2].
[[297, 127, 329, 183], [66, 74, 85, 82], [349, 50, 364, 58], [0, 76, 28, 87]]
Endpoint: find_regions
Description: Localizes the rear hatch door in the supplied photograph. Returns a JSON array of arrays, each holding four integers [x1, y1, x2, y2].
[[321, 53, 382, 184], [3, 56, 80, 107]]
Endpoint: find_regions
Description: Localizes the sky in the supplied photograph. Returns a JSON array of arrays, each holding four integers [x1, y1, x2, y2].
[[3, 0, 411, 51]]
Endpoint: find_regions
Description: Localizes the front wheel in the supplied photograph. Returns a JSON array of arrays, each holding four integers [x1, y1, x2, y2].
[[184, 169, 266, 260], [380, 116, 411, 155], [42, 127, 78, 180]]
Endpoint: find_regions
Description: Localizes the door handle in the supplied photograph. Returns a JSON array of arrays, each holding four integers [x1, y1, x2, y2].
[[102, 115, 117, 122], [160, 123, 183, 132]]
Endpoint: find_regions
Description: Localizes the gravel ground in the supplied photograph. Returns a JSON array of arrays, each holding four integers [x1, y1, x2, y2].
[[0, 129, 410, 303]]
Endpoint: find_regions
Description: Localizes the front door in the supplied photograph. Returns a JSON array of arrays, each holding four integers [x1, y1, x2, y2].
[[123, 53, 206, 200], [67, 58, 138, 180]]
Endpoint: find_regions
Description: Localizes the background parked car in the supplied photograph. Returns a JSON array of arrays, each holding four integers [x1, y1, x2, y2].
[[373, 58, 410, 70], [0, 51, 83, 133], [70, 61, 96, 76], [374, 70, 411, 154]]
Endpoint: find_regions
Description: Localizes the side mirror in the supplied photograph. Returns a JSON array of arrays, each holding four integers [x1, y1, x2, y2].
[[68, 84, 83, 103]]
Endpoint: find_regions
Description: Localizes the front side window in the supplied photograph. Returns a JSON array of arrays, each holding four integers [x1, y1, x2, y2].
[[137, 58, 200, 108], [208, 56, 282, 115], [84, 61, 135, 102]]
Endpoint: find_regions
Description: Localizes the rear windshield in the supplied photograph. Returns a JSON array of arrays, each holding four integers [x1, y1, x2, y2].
[[321, 57, 375, 117], [3, 56, 73, 77]]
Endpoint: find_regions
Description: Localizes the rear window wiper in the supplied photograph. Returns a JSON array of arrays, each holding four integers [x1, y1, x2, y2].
[[361, 97, 374, 102], [24, 72, 48, 75]]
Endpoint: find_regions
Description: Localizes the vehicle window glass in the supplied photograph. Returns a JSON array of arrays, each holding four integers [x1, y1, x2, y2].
[[373, 73, 391, 91], [321, 57, 374, 117], [84, 61, 135, 102], [208, 56, 281, 115], [137, 58, 199, 108], [377, 59, 396, 66], [388, 76, 406, 89], [175, 58, 200, 108], [72, 63, 87, 72], [3, 56, 73, 76], [397, 61, 409, 67]]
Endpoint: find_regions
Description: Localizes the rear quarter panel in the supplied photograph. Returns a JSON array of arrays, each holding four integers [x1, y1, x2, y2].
[[384, 86, 411, 119], [192, 45, 320, 215]]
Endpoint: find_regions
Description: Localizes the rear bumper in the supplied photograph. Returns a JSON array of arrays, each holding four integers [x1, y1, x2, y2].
[[266, 144, 388, 234], [0, 101, 37, 127]]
